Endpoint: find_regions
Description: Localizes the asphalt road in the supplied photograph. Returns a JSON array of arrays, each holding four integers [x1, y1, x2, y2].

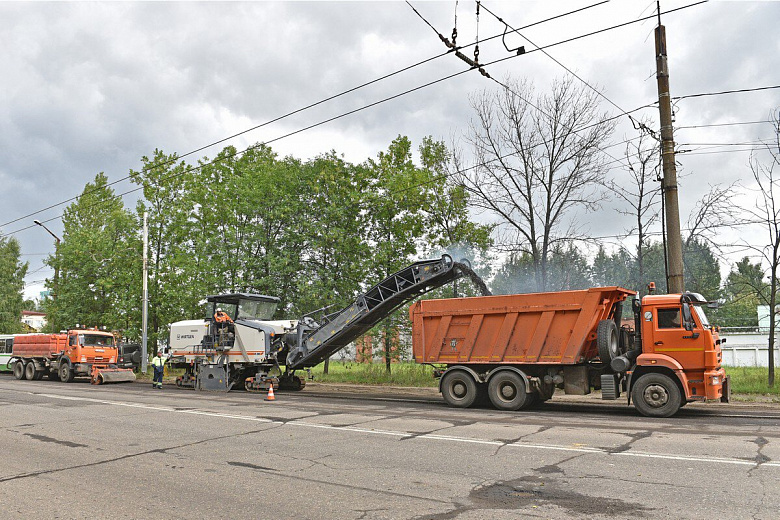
[[1, 374, 778, 519]]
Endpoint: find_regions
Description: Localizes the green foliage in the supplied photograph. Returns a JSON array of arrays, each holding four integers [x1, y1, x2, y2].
[[591, 246, 634, 288], [361, 136, 494, 370], [309, 361, 437, 387], [131, 150, 195, 346], [0, 237, 28, 333], [712, 258, 767, 327], [683, 238, 722, 300], [296, 151, 371, 314], [48, 137, 488, 369], [491, 238, 722, 300], [44, 173, 140, 334], [492, 245, 592, 294]]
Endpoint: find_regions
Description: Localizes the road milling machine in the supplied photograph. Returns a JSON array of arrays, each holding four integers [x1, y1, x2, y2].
[[168, 255, 470, 392]]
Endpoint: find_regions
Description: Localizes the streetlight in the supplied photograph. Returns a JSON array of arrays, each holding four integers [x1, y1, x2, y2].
[[33, 220, 61, 301]]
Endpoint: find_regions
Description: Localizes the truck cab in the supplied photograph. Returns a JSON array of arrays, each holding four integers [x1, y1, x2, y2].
[[627, 292, 728, 416], [61, 329, 119, 377]]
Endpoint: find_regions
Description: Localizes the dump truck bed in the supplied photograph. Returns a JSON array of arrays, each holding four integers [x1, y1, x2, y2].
[[410, 287, 635, 365], [12, 334, 67, 359]]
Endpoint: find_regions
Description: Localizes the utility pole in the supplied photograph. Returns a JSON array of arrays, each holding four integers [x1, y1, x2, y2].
[[141, 212, 149, 374], [654, 6, 684, 294], [33, 220, 61, 301]]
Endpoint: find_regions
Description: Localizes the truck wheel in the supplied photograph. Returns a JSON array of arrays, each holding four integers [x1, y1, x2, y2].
[[24, 361, 39, 381], [59, 363, 74, 383], [13, 360, 25, 380], [597, 320, 619, 362], [632, 373, 681, 418], [441, 370, 478, 408], [487, 371, 528, 411]]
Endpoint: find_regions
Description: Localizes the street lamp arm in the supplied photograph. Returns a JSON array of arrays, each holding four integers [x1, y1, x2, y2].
[[33, 220, 62, 243]]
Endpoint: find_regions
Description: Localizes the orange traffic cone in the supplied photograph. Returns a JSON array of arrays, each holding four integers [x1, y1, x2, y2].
[[265, 383, 276, 402]]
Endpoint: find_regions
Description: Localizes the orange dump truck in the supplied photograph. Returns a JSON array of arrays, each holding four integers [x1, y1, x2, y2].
[[11, 329, 135, 384], [410, 287, 729, 417]]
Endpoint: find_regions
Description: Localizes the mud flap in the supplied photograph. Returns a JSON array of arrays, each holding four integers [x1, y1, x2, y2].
[[600, 374, 620, 400], [721, 374, 731, 403]]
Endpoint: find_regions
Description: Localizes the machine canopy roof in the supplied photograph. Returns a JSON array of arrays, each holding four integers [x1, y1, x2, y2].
[[205, 293, 280, 305]]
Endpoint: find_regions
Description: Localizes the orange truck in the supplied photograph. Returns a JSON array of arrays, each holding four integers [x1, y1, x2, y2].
[[410, 286, 729, 417], [11, 329, 136, 384]]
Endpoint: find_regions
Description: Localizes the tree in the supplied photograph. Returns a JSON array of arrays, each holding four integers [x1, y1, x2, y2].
[[364, 136, 433, 373], [591, 246, 634, 289], [419, 137, 493, 298], [0, 237, 28, 334], [188, 145, 308, 314], [682, 238, 721, 300], [491, 252, 541, 295], [605, 121, 661, 289], [131, 150, 195, 347], [492, 243, 591, 294], [419, 137, 493, 257], [715, 257, 767, 328], [296, 152, 372, 373], [459, 76, 615, 291], [544, 243, 592, 291], [740, 109, 780, 386], [44, 173, 140, 334]]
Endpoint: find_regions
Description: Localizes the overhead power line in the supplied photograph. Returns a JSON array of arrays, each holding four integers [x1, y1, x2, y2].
[[480, 1, 631, 118], [3, 3, 615, 232], [673, 85, 780, 101], [675, 120, 773, 130], [2, 2, 707, 241]]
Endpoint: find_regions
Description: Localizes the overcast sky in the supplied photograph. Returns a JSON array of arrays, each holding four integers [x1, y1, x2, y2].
[[1, 0, 779, 299]]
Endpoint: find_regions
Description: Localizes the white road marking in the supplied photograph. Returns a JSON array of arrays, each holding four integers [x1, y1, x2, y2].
[[29, 391, 780, 469]]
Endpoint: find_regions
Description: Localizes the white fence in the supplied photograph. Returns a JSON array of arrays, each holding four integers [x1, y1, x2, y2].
[[719, 331, 779, 367]]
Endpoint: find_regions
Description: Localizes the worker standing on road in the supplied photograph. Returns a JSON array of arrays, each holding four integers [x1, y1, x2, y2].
[[151, 350, 166, 389]]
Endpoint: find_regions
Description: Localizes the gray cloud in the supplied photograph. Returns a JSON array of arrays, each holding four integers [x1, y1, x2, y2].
[[1, 1, 779, 297]]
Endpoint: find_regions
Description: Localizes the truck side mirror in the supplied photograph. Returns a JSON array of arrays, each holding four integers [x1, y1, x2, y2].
[[682, 303, 694, 331]]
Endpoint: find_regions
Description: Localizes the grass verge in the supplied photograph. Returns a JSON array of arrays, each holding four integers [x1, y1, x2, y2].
[[309, 361, 438, 387], [724, 366, 780, 402]]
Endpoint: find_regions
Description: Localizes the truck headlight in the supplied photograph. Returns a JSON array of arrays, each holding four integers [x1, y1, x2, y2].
[[711, 376, 720, 385]]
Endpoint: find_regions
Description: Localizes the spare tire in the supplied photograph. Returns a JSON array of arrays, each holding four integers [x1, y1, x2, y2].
[[597, 319, 619, 362]]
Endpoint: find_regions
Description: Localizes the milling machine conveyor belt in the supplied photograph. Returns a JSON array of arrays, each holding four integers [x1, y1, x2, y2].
[[286, 255, 462, 370]]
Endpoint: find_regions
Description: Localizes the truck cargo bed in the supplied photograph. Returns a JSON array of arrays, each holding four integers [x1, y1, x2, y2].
[[410, 287, 634, 365]]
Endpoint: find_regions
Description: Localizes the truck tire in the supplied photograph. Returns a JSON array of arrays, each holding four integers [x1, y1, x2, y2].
[[24, 361, 39, 381], [487, 371, 529, 411], [59, 362, 74, 383], [597, 320, 619, 362], [632, 373, 681, 418], [13, 360, 25, 380], [441, 370, 478, 408]]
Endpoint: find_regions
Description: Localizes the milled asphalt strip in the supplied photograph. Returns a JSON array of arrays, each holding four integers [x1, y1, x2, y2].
[[29, 392, 780, 469]]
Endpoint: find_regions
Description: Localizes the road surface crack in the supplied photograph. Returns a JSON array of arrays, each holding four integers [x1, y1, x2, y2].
[[0, 427, 269, 483], [608, 430, 653, 454]]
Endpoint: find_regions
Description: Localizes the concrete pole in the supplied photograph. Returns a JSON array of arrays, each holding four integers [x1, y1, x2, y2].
[[655, 23, 684, 294], [141, 212, 149, 374]]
